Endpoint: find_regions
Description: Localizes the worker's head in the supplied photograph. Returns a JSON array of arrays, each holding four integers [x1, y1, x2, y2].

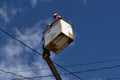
[[46, 23, 51, 29], [53, 13, 58, 18], [47, 23, 51, 25]]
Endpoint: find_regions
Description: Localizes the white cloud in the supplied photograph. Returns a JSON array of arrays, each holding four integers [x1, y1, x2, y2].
[[2, 41, 23, 57], [31, 0, 38, 8], [83, 0, 87, 6], [0, 3, 70, 78], [0, 23, 55, 80], [40, 0, 53, 2], [78, 0, 87, 6], [15, 27, 43, 50], [0, 1, 59, 80], [30, 0, 53, 7], [0, 17, 72, 79], [0, 4, 25, 23], [0, 7, 10, 22]]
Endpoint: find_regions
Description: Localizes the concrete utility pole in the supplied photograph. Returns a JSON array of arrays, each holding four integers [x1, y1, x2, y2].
[[42, 47, 62, 80]]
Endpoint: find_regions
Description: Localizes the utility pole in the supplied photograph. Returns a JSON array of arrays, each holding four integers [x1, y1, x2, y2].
[[42, 47, 62, 80]]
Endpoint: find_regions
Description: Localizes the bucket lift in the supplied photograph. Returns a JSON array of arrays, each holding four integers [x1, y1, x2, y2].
[[43, 18, 74, 54], [42, 18, 74, 80]]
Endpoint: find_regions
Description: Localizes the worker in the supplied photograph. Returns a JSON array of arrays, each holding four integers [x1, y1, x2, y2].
[[46, 23, 51, 29], [42, 23, 51, 46], [53, 13, 62, 20]]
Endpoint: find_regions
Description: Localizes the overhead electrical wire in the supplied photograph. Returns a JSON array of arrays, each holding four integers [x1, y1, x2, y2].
[[53, 62, 83, 80], [63, 58, 120, 67], [2, 27, 120, 80], [13, 75, 54, 80], [0, 69, 33, 80], [0, 28, 42, 56], [0, 69, 24, 78], [107, 77, 120, 80], [13, 64, 120, 80], [1, 28, 120, 80], [0, 56, 119, 73], [69, 64, 120, 74], [0, 67, 49, 73], [0, 57, 120, 79], [0, 27, 82, 80], [1, 27, 120, 80]]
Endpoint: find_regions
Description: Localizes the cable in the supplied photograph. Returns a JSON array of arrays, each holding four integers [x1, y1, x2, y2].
[[0, 27, 82, 80], [13, 64, 120, 80], [1, 58, 119, 73], [13, 75, 54, 80], [0, 28, 42, 56], [63, 58, 120, 68], [0, 69, 33, 80], [0, 69, 24, 78], [0, 67, 49, 74], [71, 64, 120, 74], [107, 78, 120, 80], [53, 62, 83, 80]]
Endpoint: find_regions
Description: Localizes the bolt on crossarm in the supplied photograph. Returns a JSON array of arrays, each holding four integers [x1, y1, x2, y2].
[[42, 47, 62, 80]]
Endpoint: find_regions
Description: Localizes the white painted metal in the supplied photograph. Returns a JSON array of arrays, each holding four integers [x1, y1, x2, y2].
[[43, 19, 74, 54], [61, 19, 73, 39]]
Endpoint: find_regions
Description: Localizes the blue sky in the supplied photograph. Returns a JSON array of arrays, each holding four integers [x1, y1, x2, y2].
[[0, 0, 120, 80]]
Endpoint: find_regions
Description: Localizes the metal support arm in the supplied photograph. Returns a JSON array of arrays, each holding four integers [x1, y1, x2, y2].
[[42, 48, 62, 80]]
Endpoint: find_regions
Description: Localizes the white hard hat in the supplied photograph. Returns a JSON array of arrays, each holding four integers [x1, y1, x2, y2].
[[53, 13, 58, 17]]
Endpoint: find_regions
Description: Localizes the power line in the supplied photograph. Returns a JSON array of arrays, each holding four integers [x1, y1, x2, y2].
[[13, 75, 54, 80], [71, 64, 120, 74], [13, 64, 120, 80], [55, 64, 120, 76], [63, 58, 120, 67], [2, 27, 120, 80], [0, 58, 119, 74], [0, 28, 42, 56], [54, 62, 83, 80], [1, 27, 120, 80], [0, 27, 82, 80], [107, 78, 120, 80], [0, 67, 49, 74], [0, 69, 24, 78], [0, 69, 33, 80]]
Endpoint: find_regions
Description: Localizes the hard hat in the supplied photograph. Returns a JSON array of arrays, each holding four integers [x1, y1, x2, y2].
[[53, 13, 58, 17], [47, 23, 51, 26], [46, 23, 51, 29]]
